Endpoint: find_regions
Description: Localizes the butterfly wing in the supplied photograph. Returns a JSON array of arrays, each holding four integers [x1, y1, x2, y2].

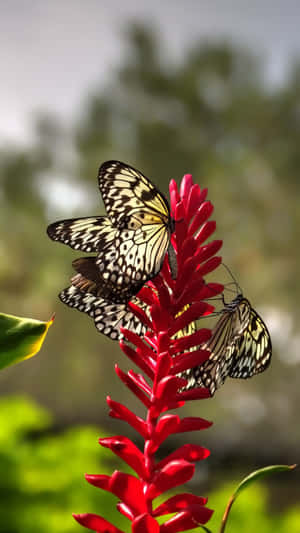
[[97, 161, 176, 291], [71, 255, 142, 303], [181, 297, 252, 395], [98, 160, 171, 227], [94, 218, 172, 302], [229, 307, 272, 379], [47, 161, 176, 305], [184, 310, 240, 394], [59, 283, 148, 341], [182, 297, 272, 395], [47, 215, 142, 303], [47, 215, 147, 303], [47, 216, 116, 253]]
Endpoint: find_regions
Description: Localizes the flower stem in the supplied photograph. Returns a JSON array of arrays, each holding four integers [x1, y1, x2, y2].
[[219, 495, 234, 533]]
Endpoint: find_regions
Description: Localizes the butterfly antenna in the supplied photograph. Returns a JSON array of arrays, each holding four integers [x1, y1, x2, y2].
[[223, 284, 239, 295], [221, 263, 243, 296]]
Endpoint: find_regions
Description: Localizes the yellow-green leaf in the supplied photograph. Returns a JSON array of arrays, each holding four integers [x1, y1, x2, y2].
[[0, 312, 54, 370], [219, 464, 297, 533], [233, 463, 297, 499]]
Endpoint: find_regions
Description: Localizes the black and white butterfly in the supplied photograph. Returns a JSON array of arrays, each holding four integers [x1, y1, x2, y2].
[[182, 293, 272, 396], [47, 161, 176, 304], [59, 269, 148, 340]]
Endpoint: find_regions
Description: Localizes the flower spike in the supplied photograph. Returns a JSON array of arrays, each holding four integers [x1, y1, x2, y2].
[[75, 173, 223, 531]]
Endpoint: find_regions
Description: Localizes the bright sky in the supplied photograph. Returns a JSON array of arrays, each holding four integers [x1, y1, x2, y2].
[[1, 0, 300, 143]]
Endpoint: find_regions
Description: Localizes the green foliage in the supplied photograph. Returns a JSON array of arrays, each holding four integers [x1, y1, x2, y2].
[[0, 396, 128, 533]]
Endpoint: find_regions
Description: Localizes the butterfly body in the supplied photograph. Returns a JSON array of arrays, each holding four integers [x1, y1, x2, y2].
[[47, 161, 176, 305], [182, 294, 272, 395]]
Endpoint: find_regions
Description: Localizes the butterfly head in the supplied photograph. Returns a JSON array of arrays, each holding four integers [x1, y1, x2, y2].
[[223, 292, 244, 312]]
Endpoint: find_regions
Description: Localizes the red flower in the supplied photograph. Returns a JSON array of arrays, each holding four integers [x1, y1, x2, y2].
[[74, 173, 223, 532]]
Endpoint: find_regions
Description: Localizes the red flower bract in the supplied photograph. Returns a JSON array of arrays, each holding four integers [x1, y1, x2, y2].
[[74, 174, 224, 532]]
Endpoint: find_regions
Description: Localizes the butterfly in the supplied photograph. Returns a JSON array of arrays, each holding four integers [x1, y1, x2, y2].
[[181, 293, 272, 396], [59, 268, 148, 340], [47, 161, 176, 304]]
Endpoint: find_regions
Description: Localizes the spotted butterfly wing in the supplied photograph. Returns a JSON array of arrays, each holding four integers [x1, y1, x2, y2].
[[96, 161, 176, 301], [228, 305, 272, 379], [182, 294, 272, 395], [59, 272, 148, 341], [99, 160, 172, 230], [47, 216, 116, 253], [47, 161, 176, 304]]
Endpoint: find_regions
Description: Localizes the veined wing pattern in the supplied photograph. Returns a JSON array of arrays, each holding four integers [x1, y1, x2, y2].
[[47, 161, 175, 304], [182, 294, 272, 395]]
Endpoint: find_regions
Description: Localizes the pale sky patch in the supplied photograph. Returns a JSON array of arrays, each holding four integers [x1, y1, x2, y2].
[[1, 1, 300, 143]]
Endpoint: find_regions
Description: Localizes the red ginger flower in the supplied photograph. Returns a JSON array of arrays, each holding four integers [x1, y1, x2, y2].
[[74, 174, 224, 532]]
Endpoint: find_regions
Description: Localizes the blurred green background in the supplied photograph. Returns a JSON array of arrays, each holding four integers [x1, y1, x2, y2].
[[0, 2, 299, 531]]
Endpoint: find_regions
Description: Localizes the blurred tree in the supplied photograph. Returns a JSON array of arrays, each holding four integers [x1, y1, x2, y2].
[[0, 23, 299, 465]]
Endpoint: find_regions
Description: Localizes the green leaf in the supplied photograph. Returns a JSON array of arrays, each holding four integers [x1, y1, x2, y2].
[[0, 312, 54, 370], [219, 464, 297, 533], [233, 464, 297, 498]]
